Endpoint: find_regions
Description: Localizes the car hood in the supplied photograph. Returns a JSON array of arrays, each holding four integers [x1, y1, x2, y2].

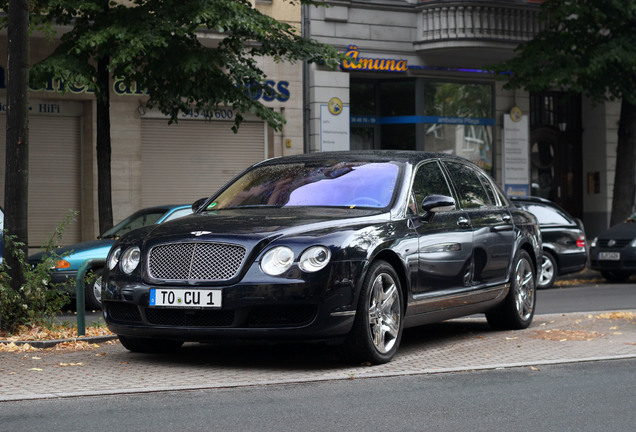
[[29, 239, 115, 262], [597, 221, 636, 240], [129, 207, 388, 250]]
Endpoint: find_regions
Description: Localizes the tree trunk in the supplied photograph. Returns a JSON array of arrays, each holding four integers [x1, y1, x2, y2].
[[3, 0, 30, 292], [610, 99, 636, 226], [96, 54, 113, 234]]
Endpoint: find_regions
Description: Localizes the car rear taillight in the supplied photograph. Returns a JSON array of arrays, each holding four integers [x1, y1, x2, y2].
[[576, 235, 586, 248]]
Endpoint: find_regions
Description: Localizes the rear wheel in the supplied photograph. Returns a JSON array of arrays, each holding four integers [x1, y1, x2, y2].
[[538, 251, 557, 289], [118, 335, 184, 353], [486, 250, 536, 330], [601, 270, 631, 283], [343, 260, 403, 365]]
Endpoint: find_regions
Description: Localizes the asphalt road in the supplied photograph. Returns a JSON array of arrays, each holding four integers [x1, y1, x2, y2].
[[1, 359, 633, 431], [536, 281, 636, 314]]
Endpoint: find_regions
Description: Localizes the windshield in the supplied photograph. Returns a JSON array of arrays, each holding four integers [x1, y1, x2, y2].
[[100, 209, 168, 238], [207, 161, 401, 210]]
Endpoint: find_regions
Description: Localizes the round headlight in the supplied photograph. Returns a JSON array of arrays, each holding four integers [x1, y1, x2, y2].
[[261, 246, 294, 276], [108, 247, 121, 270], [120, 246, 141, 274], [299, 246, 331, 273]]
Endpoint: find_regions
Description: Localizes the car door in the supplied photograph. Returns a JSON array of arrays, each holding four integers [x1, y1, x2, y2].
[[408, 160, 474, 313], [442, 161, 514, 287]]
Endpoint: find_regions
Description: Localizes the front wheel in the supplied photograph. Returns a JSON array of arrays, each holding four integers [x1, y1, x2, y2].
[[486, 250, 536, 330], [118, 335, 184, 353], [343, 260, 403, 365]]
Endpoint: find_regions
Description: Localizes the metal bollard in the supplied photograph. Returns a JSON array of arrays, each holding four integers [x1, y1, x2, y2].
[[74, 259, 106, 336]]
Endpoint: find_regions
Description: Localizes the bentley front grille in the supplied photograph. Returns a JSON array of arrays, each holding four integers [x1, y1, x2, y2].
[[148, 242, 246, 281]]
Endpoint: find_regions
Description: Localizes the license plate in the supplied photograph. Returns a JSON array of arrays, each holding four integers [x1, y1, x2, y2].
[[599, 252, 621, 261], [149, 288, 221, 308]]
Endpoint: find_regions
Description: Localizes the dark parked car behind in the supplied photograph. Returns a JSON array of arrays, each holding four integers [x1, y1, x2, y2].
[[103, 151, 541, 364], [511, 196, 588, 289], [590, 212, 636, 282]]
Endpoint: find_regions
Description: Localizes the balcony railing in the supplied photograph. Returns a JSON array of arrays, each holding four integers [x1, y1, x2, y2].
[[416, 1, 543, 48]]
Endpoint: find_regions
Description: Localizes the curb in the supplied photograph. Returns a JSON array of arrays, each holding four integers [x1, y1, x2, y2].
[[0, 334, 118, 349]]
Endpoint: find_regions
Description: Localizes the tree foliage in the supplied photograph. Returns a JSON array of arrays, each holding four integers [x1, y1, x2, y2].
[[29, 0, 343, 130], [492, 0, 636, 104], [1, 0, 344, 232], [491, 0, 636, 225]]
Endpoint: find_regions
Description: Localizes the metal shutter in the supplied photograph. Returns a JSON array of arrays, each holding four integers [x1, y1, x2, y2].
[[141, 119, 265, 206], [0, 115, 81, 248]]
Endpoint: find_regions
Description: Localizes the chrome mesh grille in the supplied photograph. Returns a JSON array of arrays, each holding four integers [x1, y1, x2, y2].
[[148, 242, 246, 281]]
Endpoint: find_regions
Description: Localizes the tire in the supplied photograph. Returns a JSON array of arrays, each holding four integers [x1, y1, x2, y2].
[[85, 268, 104, 310], [601, 270, 631, 283], [537, 251, 557, 289], [486, 250, 536, 330], [118, 335, 184, 353], [343, 260, 403, 365]]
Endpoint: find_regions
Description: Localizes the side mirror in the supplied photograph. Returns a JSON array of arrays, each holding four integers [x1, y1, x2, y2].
[[192, 197, 210, 213], [421, 194, 456, 214]]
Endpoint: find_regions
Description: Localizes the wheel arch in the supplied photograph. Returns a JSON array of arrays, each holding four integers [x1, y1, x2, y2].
[[372, 249, 409, 312]]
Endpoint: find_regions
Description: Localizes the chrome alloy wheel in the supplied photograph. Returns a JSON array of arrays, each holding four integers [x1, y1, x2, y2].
[[539, 255, 554, 288], [513, 257, 535, 321], [368, 272, 401, 354], [93, 275, 103, 304]]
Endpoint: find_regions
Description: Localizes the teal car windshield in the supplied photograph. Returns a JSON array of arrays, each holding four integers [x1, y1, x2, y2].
[[208, 161, 401, 210]]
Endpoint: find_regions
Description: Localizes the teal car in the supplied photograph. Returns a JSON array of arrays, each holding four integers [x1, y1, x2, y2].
[[29, 205, 192, 309]]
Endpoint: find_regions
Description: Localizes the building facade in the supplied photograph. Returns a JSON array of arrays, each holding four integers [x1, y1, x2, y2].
[[0, 0, 305, 249], [304, 0, 620, 238], [0, 0, 623, 249]]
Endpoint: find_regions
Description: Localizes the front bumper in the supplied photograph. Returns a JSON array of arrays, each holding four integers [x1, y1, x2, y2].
[[589, 246, 636, 272], [103, 261, 365, 342], [49, 270, 79, 294]]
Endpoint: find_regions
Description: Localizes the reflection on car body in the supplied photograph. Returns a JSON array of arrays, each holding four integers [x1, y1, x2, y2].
[[103, 151, 541, 364]]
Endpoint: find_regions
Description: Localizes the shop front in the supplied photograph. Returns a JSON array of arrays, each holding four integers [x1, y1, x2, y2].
[[305, 0, 618, 230]]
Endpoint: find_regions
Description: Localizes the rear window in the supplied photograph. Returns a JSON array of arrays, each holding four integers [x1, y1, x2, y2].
[[516, 203, 573, 226]]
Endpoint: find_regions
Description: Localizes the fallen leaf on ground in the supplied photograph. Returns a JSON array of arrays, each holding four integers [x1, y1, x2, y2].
[[0, 342, 40, 353], [532, 329, 604, 341], [595, 312, 636, 322]]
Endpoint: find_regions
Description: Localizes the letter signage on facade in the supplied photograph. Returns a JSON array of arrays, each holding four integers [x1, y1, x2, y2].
[[340, 45, 408, 73]]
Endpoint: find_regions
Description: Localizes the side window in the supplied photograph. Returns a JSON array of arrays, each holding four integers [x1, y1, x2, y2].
[[478, 172, 499, 207], [445, 161, 491, 209], [411, 161, 453, 213]]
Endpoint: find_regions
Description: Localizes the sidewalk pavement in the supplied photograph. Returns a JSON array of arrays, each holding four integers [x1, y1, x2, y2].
[[1, 310, 634, 402]]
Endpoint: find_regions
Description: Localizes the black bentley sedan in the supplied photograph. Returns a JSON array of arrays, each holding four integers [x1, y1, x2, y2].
[[103, 151, 541, 364]]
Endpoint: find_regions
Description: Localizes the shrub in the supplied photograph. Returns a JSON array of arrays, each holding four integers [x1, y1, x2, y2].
[[0, 212, 77, 334]]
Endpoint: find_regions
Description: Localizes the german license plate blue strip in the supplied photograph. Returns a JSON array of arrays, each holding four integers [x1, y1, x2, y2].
[[149, 288, 221, 308]]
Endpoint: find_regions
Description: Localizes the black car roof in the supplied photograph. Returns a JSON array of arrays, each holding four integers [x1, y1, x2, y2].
[[256, 150, 467, 166]]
